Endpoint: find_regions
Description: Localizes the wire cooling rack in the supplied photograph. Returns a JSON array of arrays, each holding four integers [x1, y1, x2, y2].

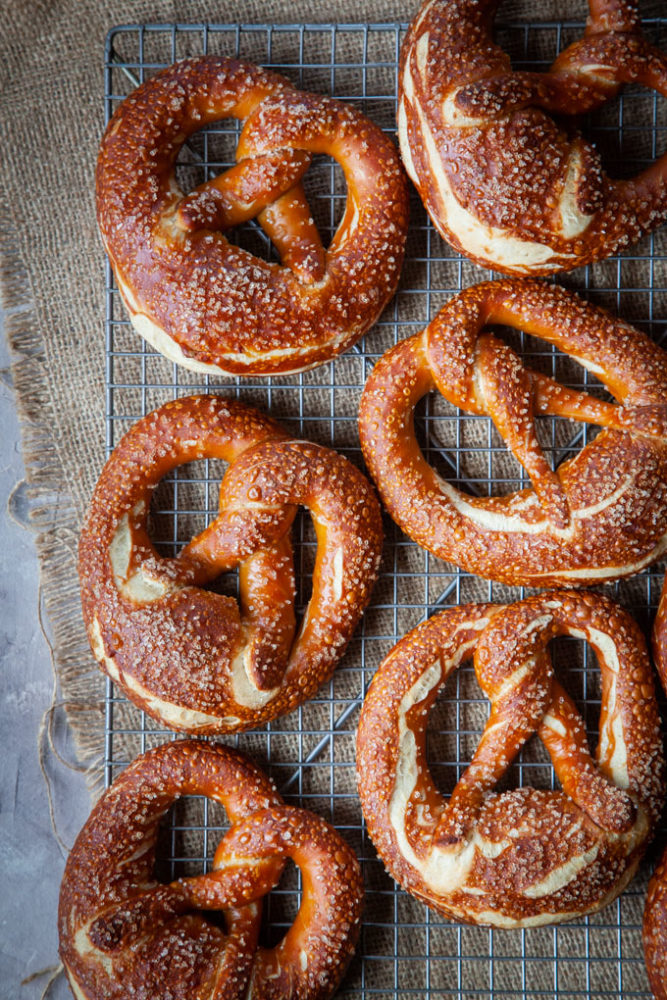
[[103, 18, 667, 999]]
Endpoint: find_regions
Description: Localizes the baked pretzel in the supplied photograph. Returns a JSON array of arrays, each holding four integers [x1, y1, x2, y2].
[[97, 56, 409, 376], [359, 279, 667, 587], [357, 591, 665, 927], [644, 838, 667, 1000], [59, 740, 364, 1000], [398, 0, 667, 275], [645, 579, 667, 999], [78, 394, 383, 733]]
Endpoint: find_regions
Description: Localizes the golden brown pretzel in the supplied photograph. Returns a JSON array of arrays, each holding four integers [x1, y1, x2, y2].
[[359, 279, 667, 587], [97, 56, 409, 376], [59, 740, 364, 1000], [644, 577, 667, 999], [78, 394, 383, 733], [644, 842, 667, 1000], [398, 0, 667, 275], [357, 591, 665, 927]]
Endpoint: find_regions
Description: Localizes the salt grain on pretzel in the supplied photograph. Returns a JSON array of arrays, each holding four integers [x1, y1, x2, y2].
[[357, 591, 664, 927], [59, 740, 364, 1000], [398, 0, 667, 275], [78, 394, 383, 733], [360, 279, 667, 588], [97, 56, 409, 375]]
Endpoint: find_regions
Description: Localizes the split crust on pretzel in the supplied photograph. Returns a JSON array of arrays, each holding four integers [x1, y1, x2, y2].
[[78, 394, 383, 733], [58, 740, 364, 1000], [357, 591, 665, 928], [359, 279, 667, 588], [96, 56, 409, 376], [398, 0, 667, 275]]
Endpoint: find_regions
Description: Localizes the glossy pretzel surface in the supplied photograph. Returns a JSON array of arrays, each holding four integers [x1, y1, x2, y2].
[[360, 279, 667, 587], [357, 591, 665, 927], [59, 740, 364, 1000], [399, 0, 667, 275], [645, 575, 667, 999], [78, 394, 383, 733], [644, 840, 667, 1000], [97, 56, 409, 375]]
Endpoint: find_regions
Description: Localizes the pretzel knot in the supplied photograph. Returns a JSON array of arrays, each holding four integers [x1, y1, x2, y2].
[[360, 279, 667, 588], [78, 394, 383, 733], [398, 0, 667, 275], [357, 591, 664, 927], [97, 56, 409, 376], [59, 741, 364, 1000]]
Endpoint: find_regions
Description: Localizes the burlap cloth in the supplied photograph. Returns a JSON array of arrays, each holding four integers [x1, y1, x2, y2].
[[1, 1, 665, 995]]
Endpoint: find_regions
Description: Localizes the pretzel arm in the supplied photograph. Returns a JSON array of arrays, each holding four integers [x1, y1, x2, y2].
[[180, 514, 297, 692], [259, 182, 326, 283], [177, 148, 312, 231], [239, 534, 296, 691], [475, 334, 570, 530], [531, 371, 619, 424], [451, 70, 616, 123], [532, 372, 667, 440], [539, 681, 635, 833]]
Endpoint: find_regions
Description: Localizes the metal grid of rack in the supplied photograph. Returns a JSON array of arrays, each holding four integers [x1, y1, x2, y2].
[[103, 19, 667, 998]]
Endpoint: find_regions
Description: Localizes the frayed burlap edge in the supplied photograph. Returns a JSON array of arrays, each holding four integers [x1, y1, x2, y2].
[[0, 186, 104, 803]]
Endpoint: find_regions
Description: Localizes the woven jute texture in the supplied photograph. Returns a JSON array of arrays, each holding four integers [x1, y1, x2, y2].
[[1, 1, 666, 996]]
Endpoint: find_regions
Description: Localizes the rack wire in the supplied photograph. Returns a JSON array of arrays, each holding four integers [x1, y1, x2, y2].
[[103, 18, 667, 999]]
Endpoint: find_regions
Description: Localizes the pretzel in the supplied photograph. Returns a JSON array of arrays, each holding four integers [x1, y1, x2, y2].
[[644, 842, 667, 1000], [644, 580, 667, 999], [357, 591, 664, 927], [359, 279, 667, 588], [96, 56, 409, 376], [59, 740, 364, 1000], [398, 0, 667, 275], [78, 394, 383, 733]]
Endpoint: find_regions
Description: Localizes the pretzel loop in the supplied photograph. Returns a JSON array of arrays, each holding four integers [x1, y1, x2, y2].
[[211, 806, 364, 998], [59, 742, 364, 1000], [359, 279, 667, 588], [357, 592, 664, 927], [79, 395, 383, 732]]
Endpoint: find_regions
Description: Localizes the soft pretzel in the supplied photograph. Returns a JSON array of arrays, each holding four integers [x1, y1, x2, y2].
[[359, 279, 667, 588], [644, 841, 667, 1000], [97, 56, 409, 376], [78, 394, 383, 733], [398, 0, 667, 275], [59, 740, 364, 1000], [357, 591, 665, 927], [644, 578, 667, 999]]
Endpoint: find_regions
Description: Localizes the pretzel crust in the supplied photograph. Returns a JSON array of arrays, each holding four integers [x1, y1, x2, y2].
[[97, 57, 409, 375], [58, 740, 364, 1000], [357, 591, 664, 927], [398, 0, 667, 275], [359, 279, 667, 588], [78, 394, 383, 733]]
